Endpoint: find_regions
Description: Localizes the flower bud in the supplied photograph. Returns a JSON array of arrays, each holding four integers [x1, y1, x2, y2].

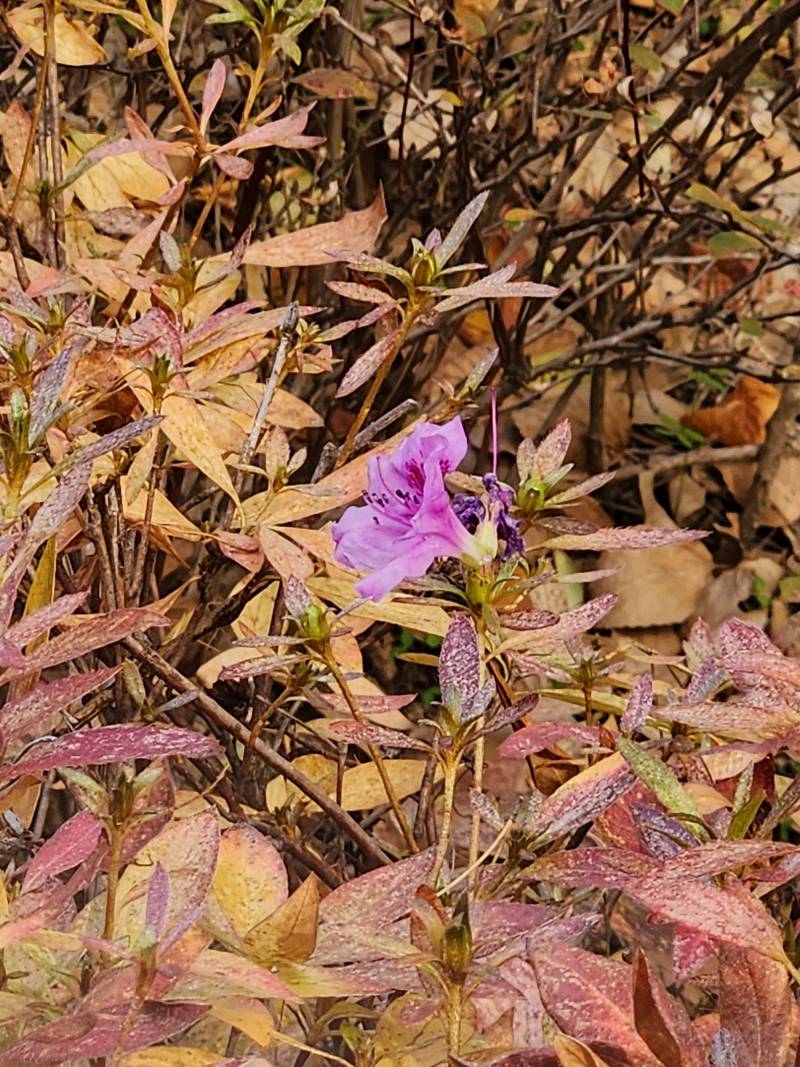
[[442, 895, 472, 983]]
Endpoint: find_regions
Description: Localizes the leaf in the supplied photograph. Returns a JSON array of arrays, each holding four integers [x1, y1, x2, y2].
[[632, 952, 705, 1067], [338, 760, 429, 811], [544, 525, 708, 551], [531, 945, 662, 1066], [7, 7, 108, 65], [498, 722, 600, 758], [200, 59, 227, 137], [654, 700, 800, 740], [629, 42, 663, 73], [160, 395, 240, 506], [244, 189, 386, 267], [0, 608, 168, 683], [532, 847, 658, 889], [532, 753, 636, 843], [211, 825, 289, 940], [620, 674, 653, 734], [220, 106, 321, 154], [0, 1003, 206, 1065], [319, 849, 436, 926], [166, 948, 295, 1001], [553, 1036, 614, 1067], [118, 1049, 221, 1067], [335, 329, 399, 398], [115, 813, 220, 949], [0, 667, 119, 745], [210, 997, 273, 1046], [435, 191, 489, 268], [244, 876, 320, 965], [682, 377, 779, 446], [294, 68, 377, 100], [23, 811, 103, 892], [616, 737, 709, 841], [329, 721, 428, 751], [708, 231, 764, 256], [717, 944, 800, 1066], [439, 613, 481, 716], [0, 725, 221, 783]]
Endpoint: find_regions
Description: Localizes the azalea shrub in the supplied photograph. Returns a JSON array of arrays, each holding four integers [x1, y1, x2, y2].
[[1, 0, 800, 1066]]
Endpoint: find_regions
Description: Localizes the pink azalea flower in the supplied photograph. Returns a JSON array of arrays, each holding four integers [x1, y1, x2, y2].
[[332, 418, 479, 601]]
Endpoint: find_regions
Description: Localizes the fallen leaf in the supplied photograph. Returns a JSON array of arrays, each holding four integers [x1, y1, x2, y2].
[[682, 376, 779, 446], [8, 6, 107, 65]]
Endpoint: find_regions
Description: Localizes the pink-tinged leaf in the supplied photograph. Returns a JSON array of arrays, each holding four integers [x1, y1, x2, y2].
[[145, 862, 170, 941], [532, 753, 636, 843], [531, 945, 663, 1066], [326, 280, 397, 305], [504, 594, 619, 643], [710, 1029, 738, 1067], [121, 762, 175, 863], [200, 58, 226, 136], [633, 952, 707, 1067], [684, 657, 727, 702], [719, 616, 780, 657], [621, 674, 653, 734], [655, 700, 800, 739], [167, 947, 296, 1001], [221, 106, 322, 153], [214, 152, 254, 179], [529, 420, 571, 480], [244, 189, 387, 268], [543, 525, 708, 551], [724, 652, 800, 693], [0, 724, 221, 783], [319, 849, 436, 926], [472, 901, 562, 959], [672, 924, 715, 981], [435, 191, 489, 268], [717, 944, 800, 1066], [22, 461, 91, 556], [547, 471, 616, 506], [6, 591, 89, 647], [219, 653, 299, 683], [499, 722, 601, 759], [73, 415, 163, 466], [627, 874, 787, 961], [490, 1052, 559, 1067], [23, 811, 103, 892], [83, 135, 192, 164], [434, 271, 560, 314], [29, 343, 76, 444], [335, 329, 399, 397], [439, 613, 481, 714], [0, 1002, 206, 1064], [0, 637, 26, 669], [329, 721, 429, 751], [0, 608, 168, 683], [532, 847, 658, 889]]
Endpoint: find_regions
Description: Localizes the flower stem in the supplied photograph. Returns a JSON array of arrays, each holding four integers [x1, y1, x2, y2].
[[102, 822, 123, 944], [432, 754, 458, 886], [325, 653, 418, 853], [468, 731, 484, 890]]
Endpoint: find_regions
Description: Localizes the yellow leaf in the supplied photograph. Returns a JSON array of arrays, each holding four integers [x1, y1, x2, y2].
[[118, 1048, 220, 1067], [8, 7, 108, 66], [211, 825, 288, 939], [554, 1034, 614, 1067], [122, 476, 205, 542], [339, 760, 427, 811], [22, 535, 56, 649], [211, 996, 273, 1046], [310, 573, 450, 637], [265, 754, 338, 812], [245, 875, 319, 965], [124, 430, 158, 508], [160, 394, 240, 508], [258, 526, 313, 581], [68, 138, 169, 210]]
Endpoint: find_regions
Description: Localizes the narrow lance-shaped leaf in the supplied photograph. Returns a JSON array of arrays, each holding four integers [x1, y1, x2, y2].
[[532, 752, 636, 843], [1, 666, 120, 745], [617, 737, 709, 841], [439, 613, 481, 718], [544, 525, 708, 551], [0, 724, 222, 783], [23, 810, 104, 892], [200, 58, 227, 136], [435, 191, 489, 268], [335, 329, 399, 398], [620, 673, 653, 734]]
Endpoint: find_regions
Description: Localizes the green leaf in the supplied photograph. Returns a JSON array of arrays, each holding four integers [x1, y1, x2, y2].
[[739, 316, 764, 337], [708, 231, 763, 256], [629, 43, 663, 73], [657, 0, 684, 12], [728, 791, 765, 839], [617, 737, 710, 841], [687, 183, 735, 214]]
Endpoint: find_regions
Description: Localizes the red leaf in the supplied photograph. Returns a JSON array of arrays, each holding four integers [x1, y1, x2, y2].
[[499, 722, 600, 758], [532, 753, 636, 843], [0, 608, 168, 683], [717, 944, 800, 1066], [6, 591, 89, 647], [621, 674, 653, 734], [0, 724, 221, 782], [533, 847, 658, 889], [319, 849, 436, 927], [329, 721, 429, 751], [632, 952, 706, 1067], [531, 945, 662, 1066], [335, 329, 399, 398], [0, 1002, 205, 1064], [23, 811, 103, 892], [200, 58, 226, 136], [1, 667, 120, 744]]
